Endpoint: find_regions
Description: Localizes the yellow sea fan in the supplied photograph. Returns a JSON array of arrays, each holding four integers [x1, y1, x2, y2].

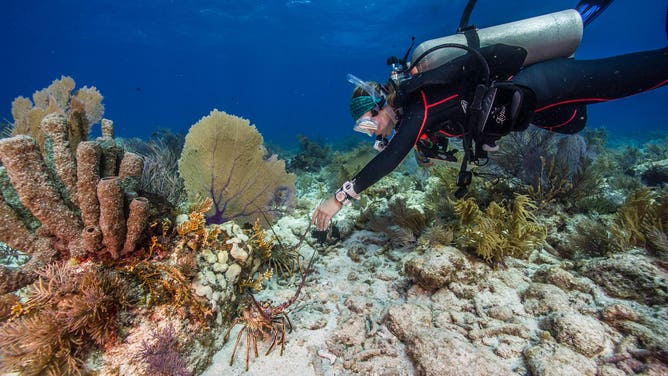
[[178, 109, 296, 225]]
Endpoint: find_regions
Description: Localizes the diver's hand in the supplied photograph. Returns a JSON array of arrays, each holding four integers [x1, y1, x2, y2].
[[311, 196, 342, 231]]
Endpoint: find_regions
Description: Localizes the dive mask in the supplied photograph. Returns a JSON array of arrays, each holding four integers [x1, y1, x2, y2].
[[348, 73, 386, 136], [353, 116, 380, 136]]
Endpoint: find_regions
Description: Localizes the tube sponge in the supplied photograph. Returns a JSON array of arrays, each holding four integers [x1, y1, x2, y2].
[[122, 197, 149, 256], [97, 176, 126, 259], [0, 135, 82, 245], [76, 141, 102, 228], [41, 113, 78, 202]]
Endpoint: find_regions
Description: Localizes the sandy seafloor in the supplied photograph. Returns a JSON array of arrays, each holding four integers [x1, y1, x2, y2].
[[198, 199, 668, 376], [202, 224, 416, 376]]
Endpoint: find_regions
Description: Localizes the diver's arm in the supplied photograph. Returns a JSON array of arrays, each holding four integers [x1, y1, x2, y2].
[[349, 101, 424, 194], [311, 102, 423, 231]]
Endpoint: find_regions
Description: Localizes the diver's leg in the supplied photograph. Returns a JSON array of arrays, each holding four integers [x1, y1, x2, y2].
[[529, 104, 588, 134], [514, 47, 667, 133], [515, 47, 668, 110], [515, 47, 668, 109]]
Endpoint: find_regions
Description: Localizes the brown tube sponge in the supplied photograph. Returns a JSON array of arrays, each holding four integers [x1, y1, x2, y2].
[[119, 152, 144, 193], [40, 113, 78, 202], [121, 197, 149, 256], [119, 152, 143, 179], [97, 176, 126, 259], [79, 225, 103, 255], [76, 141, 101, 228], [101, 118, 114, 139], [99, 140, 123, 178], [0, 197, 43, 254], [0, 135, 81, 244]]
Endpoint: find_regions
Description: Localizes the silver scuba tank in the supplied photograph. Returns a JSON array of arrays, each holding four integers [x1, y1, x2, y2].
[[410, 9, 584, 72]]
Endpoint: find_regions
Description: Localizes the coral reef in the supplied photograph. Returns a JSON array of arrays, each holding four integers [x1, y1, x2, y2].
[[0, 114, 149, 294], [492, 128, 602, 210], [178, 109, 296, 225], [120, 130, 187, 207]]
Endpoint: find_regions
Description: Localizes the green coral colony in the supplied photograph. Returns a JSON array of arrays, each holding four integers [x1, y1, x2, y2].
[[0, 76, 666, 375]]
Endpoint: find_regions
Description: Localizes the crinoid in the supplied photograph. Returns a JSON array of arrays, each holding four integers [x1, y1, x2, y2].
[[139, 325, 191, 376]]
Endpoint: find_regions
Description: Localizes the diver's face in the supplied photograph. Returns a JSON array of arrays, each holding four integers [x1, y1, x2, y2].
[[360, 107, 395, 138]]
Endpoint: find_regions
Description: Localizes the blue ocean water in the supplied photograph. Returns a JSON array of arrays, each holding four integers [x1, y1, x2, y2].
[[1, 0, 666, 148]]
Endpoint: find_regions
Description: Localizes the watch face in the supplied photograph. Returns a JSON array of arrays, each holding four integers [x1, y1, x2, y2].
[[335, 191, 346, 203]]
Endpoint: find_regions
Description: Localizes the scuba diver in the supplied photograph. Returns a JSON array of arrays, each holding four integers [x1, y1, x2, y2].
[[311, 0, 668, 231]]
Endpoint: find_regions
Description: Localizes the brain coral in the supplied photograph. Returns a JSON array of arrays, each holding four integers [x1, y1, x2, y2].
[[178, 109, 296, 224]]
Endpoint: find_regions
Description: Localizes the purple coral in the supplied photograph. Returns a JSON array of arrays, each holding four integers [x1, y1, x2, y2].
[[139, 326, 192, 376]]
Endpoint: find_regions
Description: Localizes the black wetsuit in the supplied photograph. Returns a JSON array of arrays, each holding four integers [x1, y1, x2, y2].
[[349, 44, 668, 195]]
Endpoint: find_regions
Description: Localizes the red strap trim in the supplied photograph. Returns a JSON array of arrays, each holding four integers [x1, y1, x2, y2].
[[536, 98, 607, 112], [536, 109, 578, 131], [414, 91, 430, 146], [647, 78, 668, 91], [426, 93, 459, 109], [437, 129, 465, 137], [414, 91, 463, 145], [535, 77, 668, 113]]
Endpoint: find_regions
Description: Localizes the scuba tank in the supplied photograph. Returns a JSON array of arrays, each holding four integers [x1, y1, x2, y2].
[[410, 9, 584, 73]]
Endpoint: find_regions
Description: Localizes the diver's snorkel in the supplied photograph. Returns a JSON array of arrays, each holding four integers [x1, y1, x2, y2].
[[347, 74, 384, 101]]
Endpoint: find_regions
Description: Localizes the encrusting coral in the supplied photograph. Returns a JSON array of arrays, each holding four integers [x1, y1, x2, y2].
[[0, 112, 149, 294], [178, 109, 296, 225]]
